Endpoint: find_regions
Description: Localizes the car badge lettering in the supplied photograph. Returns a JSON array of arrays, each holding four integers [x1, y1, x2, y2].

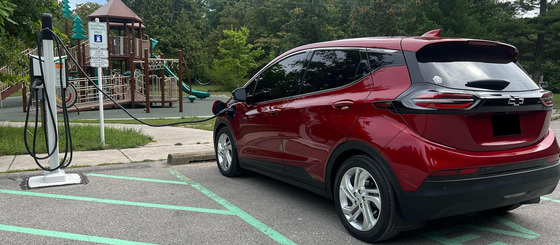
[[508, 96, 524, 106]]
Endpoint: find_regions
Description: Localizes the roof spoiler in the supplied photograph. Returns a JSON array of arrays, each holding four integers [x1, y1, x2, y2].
[[421, 29, 441, 37]]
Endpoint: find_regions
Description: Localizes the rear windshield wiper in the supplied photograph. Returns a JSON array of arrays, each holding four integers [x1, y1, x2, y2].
[[465, 79, 510, 90]]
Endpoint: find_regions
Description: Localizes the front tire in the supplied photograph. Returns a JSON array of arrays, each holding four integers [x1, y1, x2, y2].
[[215, 127, 242, 177], [334, 155, 399, 242]]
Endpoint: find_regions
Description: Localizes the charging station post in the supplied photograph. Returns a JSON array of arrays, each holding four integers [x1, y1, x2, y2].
[[42, 13, 63, 182], [27, 13, 82, 188]]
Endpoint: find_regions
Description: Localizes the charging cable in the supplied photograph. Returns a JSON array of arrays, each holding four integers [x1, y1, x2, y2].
[[24, 27, 235, 171]]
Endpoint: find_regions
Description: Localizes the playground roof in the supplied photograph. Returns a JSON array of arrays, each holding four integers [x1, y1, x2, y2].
[[89, 0, 143, 24]]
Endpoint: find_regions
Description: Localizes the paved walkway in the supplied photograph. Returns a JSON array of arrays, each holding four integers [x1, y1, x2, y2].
[[1, 94, 224, 172], [0, 121, 215, 172]]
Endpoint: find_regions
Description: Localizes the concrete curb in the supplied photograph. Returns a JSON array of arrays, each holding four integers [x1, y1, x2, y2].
[[167, 151, 216, 165]]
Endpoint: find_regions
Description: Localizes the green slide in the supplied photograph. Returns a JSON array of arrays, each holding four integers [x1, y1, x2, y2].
[[151, 39, 210, 100]]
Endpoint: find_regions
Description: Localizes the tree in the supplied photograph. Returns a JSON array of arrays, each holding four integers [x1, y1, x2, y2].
[[500, 0, 560, 88], [71, 15, 87, 39], [211, 27, 264, 90], [0, 0, 26, 86], [73, 2, 101, 24], [122, 0, 209, 80]]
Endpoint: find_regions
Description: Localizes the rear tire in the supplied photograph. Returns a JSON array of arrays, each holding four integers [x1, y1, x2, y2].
[[334, 155, 399, 242], [215, 127, 242, 177]]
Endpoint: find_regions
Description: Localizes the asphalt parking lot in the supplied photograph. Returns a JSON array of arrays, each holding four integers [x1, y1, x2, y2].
[[1, 158, 559, 245], [1, 107, 560, 244]]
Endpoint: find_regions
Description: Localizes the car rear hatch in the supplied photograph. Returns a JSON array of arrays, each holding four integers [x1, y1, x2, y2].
[[394, 40, 553, 152]]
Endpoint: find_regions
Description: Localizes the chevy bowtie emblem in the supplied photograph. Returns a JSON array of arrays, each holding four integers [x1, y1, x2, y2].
[[508, 96, 524, 106]]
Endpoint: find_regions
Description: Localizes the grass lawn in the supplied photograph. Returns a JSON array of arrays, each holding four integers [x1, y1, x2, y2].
[[554, 93, 560, 110], [71, 117, 216, 131], [0, 124, 153, 155]]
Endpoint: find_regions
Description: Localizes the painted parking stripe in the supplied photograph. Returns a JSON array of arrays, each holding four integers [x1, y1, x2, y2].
[[168, 169, 298, 245], [87, 173, 189, 185], [0, 224, 156, 245], [541, 197, 560, 203], [90, 171, 298, 244], [0, 189, 233, 215]]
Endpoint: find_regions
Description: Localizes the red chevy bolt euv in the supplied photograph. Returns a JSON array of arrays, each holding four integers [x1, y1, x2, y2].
[[212, 30, 560, 242]]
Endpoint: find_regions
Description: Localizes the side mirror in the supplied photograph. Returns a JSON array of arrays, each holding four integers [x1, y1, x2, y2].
[[232, 88, 247, 101]]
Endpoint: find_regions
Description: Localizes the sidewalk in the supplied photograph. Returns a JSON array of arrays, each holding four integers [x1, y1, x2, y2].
[[0, 122, 215, 172]]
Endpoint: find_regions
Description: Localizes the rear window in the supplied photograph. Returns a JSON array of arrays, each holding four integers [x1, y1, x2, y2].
[[416, 42, 539, 91]]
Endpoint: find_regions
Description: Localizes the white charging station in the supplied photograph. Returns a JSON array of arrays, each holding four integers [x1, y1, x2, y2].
[[27, 13, 82, 188]]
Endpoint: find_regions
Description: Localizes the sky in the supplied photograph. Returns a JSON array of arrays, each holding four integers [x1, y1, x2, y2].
[[68, 0, 107, 10]]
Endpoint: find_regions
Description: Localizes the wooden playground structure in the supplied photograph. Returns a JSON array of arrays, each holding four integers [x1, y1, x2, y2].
[[0, 0, 206, 114]]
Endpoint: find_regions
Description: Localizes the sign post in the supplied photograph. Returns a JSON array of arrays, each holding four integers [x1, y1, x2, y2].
[[88, 18, 108, 144]]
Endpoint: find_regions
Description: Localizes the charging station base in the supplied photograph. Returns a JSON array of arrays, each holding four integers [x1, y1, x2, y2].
[[28, 172, 83, 189]]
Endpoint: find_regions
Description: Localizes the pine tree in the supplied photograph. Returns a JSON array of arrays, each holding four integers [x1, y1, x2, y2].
[[62, 0, 73, 19], [71, 15, 87, 39]]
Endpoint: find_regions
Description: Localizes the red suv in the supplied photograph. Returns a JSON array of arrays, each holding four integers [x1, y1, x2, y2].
[[212, 30, 560, 242]]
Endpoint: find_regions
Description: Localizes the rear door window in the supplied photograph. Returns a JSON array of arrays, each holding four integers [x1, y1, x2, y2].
[[300, 49, 370, 94], [249, 52, 308, 104], [367, 49, 405, 71]]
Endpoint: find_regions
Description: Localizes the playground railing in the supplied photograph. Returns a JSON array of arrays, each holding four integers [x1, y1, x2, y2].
[[134, 73, 179, 102], [70, 74, 129, 104]]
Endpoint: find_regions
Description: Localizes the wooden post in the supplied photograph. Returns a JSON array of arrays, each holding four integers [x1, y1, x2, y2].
[[178, 50, 183, 112], [106, 18, 112, 75], [124, 23, 128, 55], [132, 20, 136, 58], [139, 23, 143, 59], [149, 32, 153, 57], [81, 42, 86, 68], [22, 85, 27, 113], [144, 48, 150, 113], [160, 55, 165, 108], [130, 51, 135, 108], [77, 40, 82, 77]]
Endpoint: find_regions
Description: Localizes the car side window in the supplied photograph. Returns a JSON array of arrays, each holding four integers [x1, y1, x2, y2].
[[251, 52, 308, 104], [367, 50, 405, 71], [300, 49, 370, 94]]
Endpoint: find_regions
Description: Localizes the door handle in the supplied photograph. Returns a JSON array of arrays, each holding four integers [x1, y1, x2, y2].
[[333, 100, 354, 110], [269, 108, 281, 115]]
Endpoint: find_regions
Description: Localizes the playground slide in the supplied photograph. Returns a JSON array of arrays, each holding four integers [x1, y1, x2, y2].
[[150, 39, 210, 99]]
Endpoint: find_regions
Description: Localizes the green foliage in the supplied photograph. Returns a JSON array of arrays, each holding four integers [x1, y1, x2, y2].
[[211, 27, 264, 91], [4, 0, 559, 93], [0, 0, 16, 30], [73, 2, 101, 24]]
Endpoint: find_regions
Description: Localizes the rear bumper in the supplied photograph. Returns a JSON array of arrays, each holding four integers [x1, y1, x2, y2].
[[399, 160, 560, 220]]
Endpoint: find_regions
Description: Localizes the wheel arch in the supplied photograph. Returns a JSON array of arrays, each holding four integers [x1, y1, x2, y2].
[[326, 141, 404, 204], [214, 118, 233, 143]]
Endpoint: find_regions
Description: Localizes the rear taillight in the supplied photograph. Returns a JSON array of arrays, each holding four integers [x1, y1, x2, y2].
[[412, 93, 477, 109], [541, 91, 553, 107]]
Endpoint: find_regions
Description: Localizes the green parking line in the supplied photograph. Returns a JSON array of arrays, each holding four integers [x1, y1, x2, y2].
[[541, 197, 560, 203], [168, 169, 298, 245], [0, 189, 233, 215], [87, 173, 189, 185], [0, 224, 156, 245]]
